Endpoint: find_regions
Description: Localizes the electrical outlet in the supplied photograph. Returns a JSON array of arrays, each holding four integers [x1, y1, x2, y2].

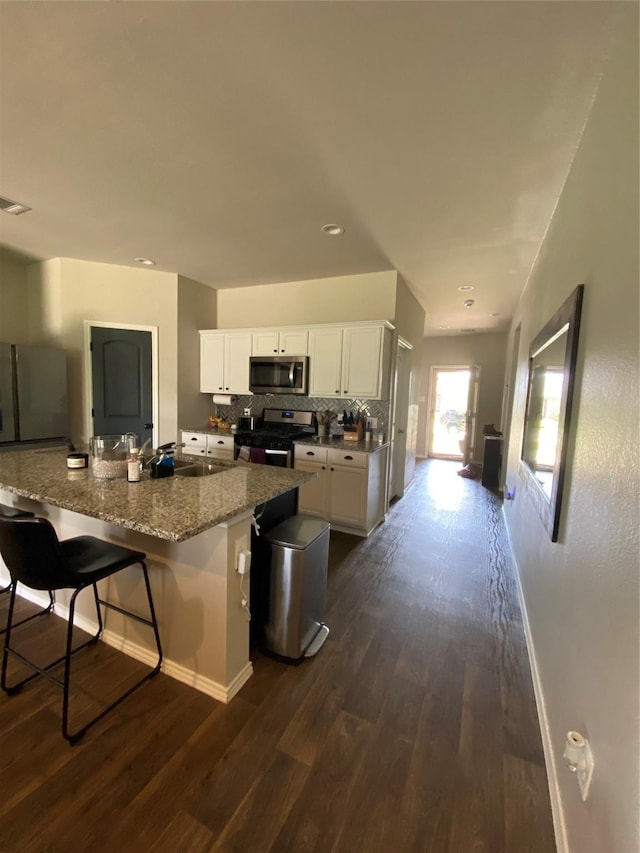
[[563, 731, 594, 801], [576, 740, 594, 801]]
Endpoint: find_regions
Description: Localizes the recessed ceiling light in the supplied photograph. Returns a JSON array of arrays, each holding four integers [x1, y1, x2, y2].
[[0, 195, 31, 215], [458, 285, 475, 292], [463, 299, 475, 308], [134, 257, 156, 266], [439, 324, 450, 329], [321, 223, 345, 236]]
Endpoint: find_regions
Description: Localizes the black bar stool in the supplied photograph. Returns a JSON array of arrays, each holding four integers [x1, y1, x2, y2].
[[0, 515, 163, 744], [0, 504, 55, 628]]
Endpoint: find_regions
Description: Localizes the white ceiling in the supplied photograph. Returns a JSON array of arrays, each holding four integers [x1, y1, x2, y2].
[[0, 2, 620, 335]]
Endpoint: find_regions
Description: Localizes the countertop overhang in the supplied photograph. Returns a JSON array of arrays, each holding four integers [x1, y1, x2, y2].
[[0, 449, 314, 542]]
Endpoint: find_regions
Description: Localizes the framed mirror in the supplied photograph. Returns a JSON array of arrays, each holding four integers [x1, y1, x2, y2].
[[521, 284, 584, 541]]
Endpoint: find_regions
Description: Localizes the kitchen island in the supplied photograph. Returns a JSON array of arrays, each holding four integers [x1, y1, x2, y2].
[[0, 448, 313, 701]]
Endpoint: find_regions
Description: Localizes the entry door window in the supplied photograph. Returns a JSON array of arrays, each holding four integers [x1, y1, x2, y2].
[[428, 368, 471, 459]]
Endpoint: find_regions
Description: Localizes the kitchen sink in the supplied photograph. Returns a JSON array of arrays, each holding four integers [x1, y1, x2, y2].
[[174, 461, 227, 477]]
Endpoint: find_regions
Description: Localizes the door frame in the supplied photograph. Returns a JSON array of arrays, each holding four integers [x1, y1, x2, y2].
[[388, 335, 414, 503], [83, 321, 159, 448]]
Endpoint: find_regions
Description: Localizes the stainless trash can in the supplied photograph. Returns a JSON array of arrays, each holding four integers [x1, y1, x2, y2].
[[264, 515, 330, 661]]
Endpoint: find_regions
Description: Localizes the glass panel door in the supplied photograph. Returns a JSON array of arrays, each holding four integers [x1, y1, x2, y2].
[[427, 367, 472, 459]]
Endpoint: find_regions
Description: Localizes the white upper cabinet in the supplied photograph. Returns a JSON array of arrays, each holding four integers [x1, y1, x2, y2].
[[341, 325, 386, 399], [252, 329, 308, 356], [201, 320, 392, 399], [309, 322, 392, 399], [308, 327, 344, 397], [200, 331, 251, 394]]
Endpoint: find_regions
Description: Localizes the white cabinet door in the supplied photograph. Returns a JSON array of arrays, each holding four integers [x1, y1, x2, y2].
[[308, 327, 344, 397], [224, 332, 252, 394], [327, 464, 367, 527], [252, 331, 280, 356], [295, 459, 327, 517], [279, 329, 308, 355], [341, 325, 384, 399], [252, 329, 308, 355], [200, 333, 225, 393]]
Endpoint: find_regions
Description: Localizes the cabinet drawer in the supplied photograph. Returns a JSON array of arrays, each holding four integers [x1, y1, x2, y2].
[[295, 444, 328, 463], [328, 448, 367, 469], [207, 448, 234, 462], [207, 435, 235, 451], [182, 432, 207, 448]]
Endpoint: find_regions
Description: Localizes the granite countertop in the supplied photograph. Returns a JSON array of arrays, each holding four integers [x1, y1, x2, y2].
[[293, 436, 389, 453], [0, 448, 313, 543]]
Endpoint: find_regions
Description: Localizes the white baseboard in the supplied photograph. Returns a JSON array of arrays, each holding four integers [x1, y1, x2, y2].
[[502, 508, 567, 853], [11, 588, 254, 705]]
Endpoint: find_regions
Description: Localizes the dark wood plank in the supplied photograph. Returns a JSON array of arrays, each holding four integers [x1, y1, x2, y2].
[[274, 710, 374, 852], [149, 811, 214, 853], [504, 754, 556, 853]]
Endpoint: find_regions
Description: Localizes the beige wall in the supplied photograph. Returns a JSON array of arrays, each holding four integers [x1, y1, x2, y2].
[[503, 12, 638, 853], [177, 275, 217, 429], [27, 258, 180, 445], [216, 270, 397, 328], [417, 332, 508, 461], [0, 255, 31, 342]]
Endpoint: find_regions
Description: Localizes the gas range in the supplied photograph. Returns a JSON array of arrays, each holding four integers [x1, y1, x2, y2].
[[234, 409, 316, 465]]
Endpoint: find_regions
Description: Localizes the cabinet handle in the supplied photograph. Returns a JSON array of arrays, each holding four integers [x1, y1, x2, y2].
[[218, 386, 223, 390], [335, 390, 340, 394], [306, 451, 315, 456], [344, 455, 353, 460], [281, 349, 285, 353], [225, 387, 229, 390], [217, 440, 224, 445], [273, 349, 277, 353], [344, 390, 348, 394], [190, 437, 198, 441], [330, 467, 334, 471]]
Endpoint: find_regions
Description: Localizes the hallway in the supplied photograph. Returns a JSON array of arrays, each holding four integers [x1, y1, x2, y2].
[[0, 459, 555, 852]]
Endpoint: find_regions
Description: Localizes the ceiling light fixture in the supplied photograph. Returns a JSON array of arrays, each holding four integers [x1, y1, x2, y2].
[[439, 324, 450, 329], [458, 285, 475, 292], [463, 298, 475, 308], [0, 195, 31, 215], [321, 223, 345, 236], [134, 257, 156, 266]]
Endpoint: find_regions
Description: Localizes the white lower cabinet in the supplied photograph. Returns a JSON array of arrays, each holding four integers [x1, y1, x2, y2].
[[294, 444, 388, 536], [181, 431, 235, 462]]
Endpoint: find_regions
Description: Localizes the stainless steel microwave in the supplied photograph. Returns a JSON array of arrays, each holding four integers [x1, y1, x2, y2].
[[249, 356, 309, 395]]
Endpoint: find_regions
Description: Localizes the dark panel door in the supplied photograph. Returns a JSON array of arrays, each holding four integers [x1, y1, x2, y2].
[[91, 327, 153, 446]]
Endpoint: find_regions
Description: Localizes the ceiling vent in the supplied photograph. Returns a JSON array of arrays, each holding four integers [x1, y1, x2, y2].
[[0, 196, 31, 215]]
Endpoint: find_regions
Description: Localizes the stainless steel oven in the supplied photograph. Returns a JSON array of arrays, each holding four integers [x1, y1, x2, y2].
[[234, 408, 316, 467], [249, 356, 308, 395], [264, 448, 292, 468]]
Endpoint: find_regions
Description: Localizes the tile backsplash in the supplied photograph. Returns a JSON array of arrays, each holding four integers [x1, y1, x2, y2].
[[210, 395, 390, 439]]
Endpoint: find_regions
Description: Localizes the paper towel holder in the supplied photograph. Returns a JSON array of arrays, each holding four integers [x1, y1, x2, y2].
[[212, 394, 237, 406]]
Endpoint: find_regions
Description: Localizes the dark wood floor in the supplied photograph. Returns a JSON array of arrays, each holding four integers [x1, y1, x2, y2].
[[0, 459, 555, 852]]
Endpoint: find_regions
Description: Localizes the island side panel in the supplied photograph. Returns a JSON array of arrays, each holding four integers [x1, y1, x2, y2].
[[0, 491, 253, 702]]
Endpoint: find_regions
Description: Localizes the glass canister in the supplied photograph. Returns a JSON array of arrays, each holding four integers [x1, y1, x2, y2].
[[90, 434, 138, 480]]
